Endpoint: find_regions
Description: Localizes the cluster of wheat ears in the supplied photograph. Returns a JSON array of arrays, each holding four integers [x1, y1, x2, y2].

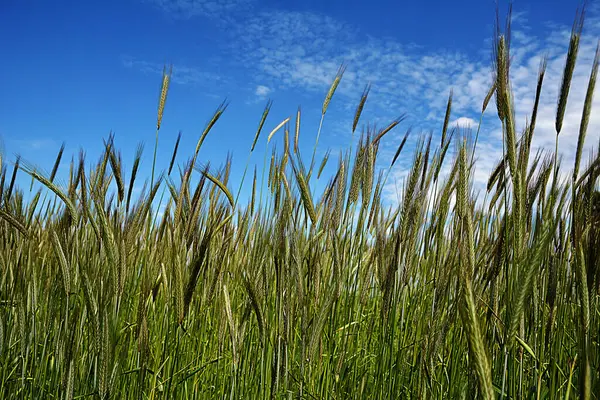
[[0, 6, 599, 400]]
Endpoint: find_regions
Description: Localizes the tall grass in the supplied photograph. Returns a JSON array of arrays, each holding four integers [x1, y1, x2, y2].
[[0, 8, 599, 399]]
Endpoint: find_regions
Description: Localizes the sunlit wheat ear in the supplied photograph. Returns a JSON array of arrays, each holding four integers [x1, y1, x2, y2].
[[267, 117, 290, 143], [322, 64, 346, 116], [441, 90, 453, 146], [280, 171, 293, 208], [251, 100, 272, 152], [283, 124, 290, 156], [49, 143, 65, 183], [353, 83, 370, 134], [574, 42, 599, 181], [168, 131, 181, 176], [556, 8, 585, 135], [294, 106, 301, 154], [157, 64, 172, 131]]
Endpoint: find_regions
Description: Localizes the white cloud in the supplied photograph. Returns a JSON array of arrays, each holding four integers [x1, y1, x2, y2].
[[452, 117, 478, 128], [255, 85, 271, 98]]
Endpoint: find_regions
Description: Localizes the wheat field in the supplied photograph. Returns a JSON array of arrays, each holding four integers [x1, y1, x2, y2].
[[0, 8, 598, 400]]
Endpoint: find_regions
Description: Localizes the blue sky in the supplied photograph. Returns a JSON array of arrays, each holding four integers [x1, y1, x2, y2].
[[1, 0, 599, 204]]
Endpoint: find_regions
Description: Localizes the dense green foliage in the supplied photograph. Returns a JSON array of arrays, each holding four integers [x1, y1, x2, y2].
[[0, 9, 599, 400]]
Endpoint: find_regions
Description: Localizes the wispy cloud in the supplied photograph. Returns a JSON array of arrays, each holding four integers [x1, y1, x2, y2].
[[143, 0, 252, 20], [255, 85, 271, 99], [121, 56, 224, 85]]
